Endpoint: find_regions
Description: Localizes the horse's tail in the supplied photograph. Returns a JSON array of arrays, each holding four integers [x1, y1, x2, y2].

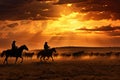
[[1, 51, 6, 57]]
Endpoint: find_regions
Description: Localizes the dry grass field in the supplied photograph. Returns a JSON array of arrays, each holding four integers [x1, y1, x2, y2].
[[0, 47, 120, 80], [0, 56, 120, 80]]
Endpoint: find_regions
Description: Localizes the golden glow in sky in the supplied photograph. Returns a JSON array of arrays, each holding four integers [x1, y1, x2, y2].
[[1, 11, 120, 50], [0, 0, 120, 50], [67, 4, 72, 7]]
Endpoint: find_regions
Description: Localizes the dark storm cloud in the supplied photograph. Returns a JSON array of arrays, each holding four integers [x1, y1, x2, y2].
[[76, 0, 120, 20], [77, 25, 120, 31], [0, 0, 33, 10], [0, 0, 34, 20], [76, 0, 120, 12], [0, 0, 33, 5], [55, 0, 120, 20], [55, 0, 87, 4], [0, 0, 120, 20], [36, 0, 54, 1], [0, 0, 61, 20]]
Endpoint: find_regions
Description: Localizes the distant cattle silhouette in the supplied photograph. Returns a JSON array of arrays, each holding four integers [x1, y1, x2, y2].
[[106, 51, 112, 56], [60, 53, 71, 57], [89, 52, 94, 56], [53, 53, 59, 57], [72, 51, 84, 57], [89, 52, 99, 56], [115, 52, 120, 56], [24, 52, 34, 58], [99, 53, 106, 57], [90, 52, 106, 57], [94, 52, 99, 56], [37, 48, 56, 61], [1, 45, 28, 64]]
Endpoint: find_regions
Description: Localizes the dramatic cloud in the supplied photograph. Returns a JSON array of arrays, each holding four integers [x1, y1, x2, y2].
[[0, 0, 59, 20], [77, 25, 120, 31], [0, 0, 120, 20], [0, 0, 33, 4], [55, 0, 86, 4], [75, 0, 120, 20], [0, 0, 120, 51], [77, 25, 120, 37]]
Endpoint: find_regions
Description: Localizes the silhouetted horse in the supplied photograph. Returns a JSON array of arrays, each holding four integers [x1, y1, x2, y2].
[[1, 45, 28, 64], [37, 48, 56, 61]]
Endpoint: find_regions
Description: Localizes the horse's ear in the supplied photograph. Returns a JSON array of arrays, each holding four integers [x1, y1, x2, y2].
[[53, 48, 55, 50]]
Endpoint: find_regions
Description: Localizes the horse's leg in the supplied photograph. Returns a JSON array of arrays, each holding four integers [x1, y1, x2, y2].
[[3, 57, 6, 64], [6, 57, 9, 64], [51, 56, 54, 61], [46, 57, 49, 60], [43, 56, 46, 61], [40, 56, 42, 61], [20, 56, 23, 63], [15, 57, 18, 64], [43, 56, 45, 61], [3, 57, 7, 64]]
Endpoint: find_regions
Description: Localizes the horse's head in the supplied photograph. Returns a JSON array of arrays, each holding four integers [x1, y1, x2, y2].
[[51, 48, 56, 53], [20, 45, 29, 51]]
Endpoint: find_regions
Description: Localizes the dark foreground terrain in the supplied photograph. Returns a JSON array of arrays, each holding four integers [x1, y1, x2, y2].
[[0, 56, 120, 80]]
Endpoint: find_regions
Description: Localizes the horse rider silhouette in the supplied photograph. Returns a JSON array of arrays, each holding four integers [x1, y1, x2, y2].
[[11, 40, 18, 53], [44, 42, 50, 53]]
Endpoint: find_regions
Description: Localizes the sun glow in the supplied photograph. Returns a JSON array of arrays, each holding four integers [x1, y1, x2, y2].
[[1, 16, 120, 49], [43, 12, 83, 35], [1, 0, 120, 51], [40, 12, 118, 36], [3, 11, 120, 49]]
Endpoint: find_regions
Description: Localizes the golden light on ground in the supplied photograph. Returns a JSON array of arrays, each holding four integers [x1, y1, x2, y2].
[[80, 56, 97, 60], [67, 4, 72, 7]]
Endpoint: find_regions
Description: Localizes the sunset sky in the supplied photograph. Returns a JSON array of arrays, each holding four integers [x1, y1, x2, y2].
[[0, 0, 120, 51]]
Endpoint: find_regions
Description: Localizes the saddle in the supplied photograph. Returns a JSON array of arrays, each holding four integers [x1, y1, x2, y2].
[[44, 49, 49, 54], [11, 48, 18, 56]]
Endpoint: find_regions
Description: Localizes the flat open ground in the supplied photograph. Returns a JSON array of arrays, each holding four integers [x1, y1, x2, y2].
[[0, 56, 120, 80]]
